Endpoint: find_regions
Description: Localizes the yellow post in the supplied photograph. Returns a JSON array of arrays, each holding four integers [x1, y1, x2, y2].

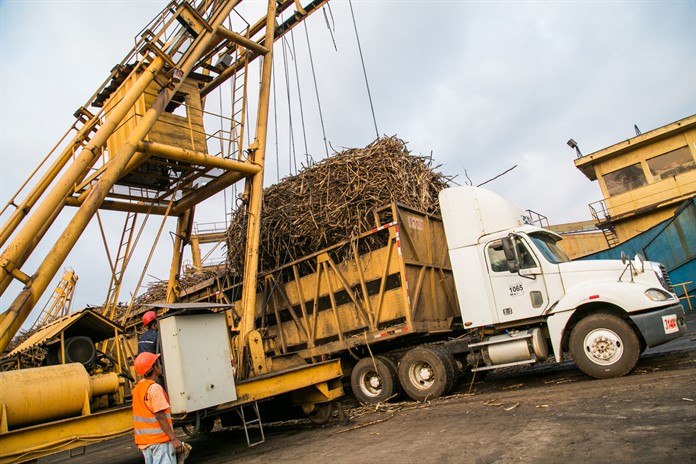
[[165, 209, 193, 304], [673, 281, 694, 310], [190, 236, 202, 271], [236, 0, 276, 377]]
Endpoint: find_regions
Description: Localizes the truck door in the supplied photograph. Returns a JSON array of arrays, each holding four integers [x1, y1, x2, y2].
[[486, 238, 549, 323]]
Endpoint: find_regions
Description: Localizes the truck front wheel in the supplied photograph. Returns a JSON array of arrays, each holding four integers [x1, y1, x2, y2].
[[569, 313, 640, 379], [350, 356, 400, 404]]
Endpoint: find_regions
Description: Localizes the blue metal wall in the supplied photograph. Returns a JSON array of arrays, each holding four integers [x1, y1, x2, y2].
[[579, 197, 696, 311]]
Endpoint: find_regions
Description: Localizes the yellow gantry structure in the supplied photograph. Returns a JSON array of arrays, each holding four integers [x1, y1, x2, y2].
[[0, 1, 345, 462], [0, 0, 328, 353]]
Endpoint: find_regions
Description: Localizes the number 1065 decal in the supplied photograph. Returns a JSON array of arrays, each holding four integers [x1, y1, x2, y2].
[[509, 283, 524, 296]]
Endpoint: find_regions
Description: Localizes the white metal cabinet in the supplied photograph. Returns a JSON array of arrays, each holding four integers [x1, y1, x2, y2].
[[159, 313, 237, 414]]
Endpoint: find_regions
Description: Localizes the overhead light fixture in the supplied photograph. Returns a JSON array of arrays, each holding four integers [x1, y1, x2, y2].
[[567, 138, 583, 158]]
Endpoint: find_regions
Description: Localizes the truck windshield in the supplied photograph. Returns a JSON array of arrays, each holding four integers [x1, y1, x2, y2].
[[529, 233, 571, 264]]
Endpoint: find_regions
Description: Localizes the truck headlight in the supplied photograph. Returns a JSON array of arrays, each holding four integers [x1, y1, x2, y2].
[[645, 288, 672, 301]]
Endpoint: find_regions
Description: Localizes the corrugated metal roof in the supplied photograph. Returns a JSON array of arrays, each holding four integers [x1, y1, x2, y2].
[[8, 308, 123, 356]]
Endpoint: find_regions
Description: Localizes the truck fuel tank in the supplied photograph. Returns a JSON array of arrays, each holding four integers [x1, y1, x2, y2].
[[468, 328, 548, 371]]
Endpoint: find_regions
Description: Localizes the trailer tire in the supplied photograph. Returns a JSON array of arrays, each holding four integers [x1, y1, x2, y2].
[[569, 313, 640, 379], [398, 347, 455, 401], [431, 346, 459, 393], [307, 403, 333, 425], [351, 356, 400, 404]]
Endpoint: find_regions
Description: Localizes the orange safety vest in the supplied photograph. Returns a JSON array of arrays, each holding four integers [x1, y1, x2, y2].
[[132, 379, 173, 446]]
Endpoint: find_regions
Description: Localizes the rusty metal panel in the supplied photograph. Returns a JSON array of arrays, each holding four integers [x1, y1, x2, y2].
[[8, 308, 122, 357], [253, 203, 459, 360]]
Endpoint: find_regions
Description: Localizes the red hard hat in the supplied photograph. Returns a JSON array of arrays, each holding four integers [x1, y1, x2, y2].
[[134, 352, 161, 376], [142, 311, 157, 327]]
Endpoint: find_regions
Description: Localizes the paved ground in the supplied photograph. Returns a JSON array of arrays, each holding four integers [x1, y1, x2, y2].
[[43, 312, 696, 464]]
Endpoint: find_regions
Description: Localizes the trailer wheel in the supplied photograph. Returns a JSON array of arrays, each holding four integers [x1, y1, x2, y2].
[[307, 403, 333, 425], [398, 347, 455, 401], [351, 355, 400, 404], [431, 346, 459, 393], [569, 313, 640, 379]]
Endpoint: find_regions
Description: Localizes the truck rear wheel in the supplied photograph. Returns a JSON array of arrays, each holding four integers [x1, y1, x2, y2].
[[569, 313, 640, 379], [398, 347, 455, 401], [351, 355, 400, 404]]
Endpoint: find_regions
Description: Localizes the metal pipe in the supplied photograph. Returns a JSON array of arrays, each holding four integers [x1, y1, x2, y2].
[[136, 140, 261, 175], [165, 210, 192, 303], [214, 25, 269, 56], [64, 197, 169, 215]]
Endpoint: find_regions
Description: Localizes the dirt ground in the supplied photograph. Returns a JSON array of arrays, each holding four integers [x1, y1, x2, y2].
[[43, 313, 696, 464]]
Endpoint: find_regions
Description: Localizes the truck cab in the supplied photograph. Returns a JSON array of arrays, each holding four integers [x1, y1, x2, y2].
[[440, 186, 686, 378]]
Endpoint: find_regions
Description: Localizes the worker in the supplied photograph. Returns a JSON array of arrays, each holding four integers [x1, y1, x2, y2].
[[132, 352, 185, 464], [138, 310, 159, 355]]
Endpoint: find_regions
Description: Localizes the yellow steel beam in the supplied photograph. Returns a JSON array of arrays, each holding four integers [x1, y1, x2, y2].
[[236, 0, 276, 377], [214, 25, 269, 56], [136, 141, 261, 175], [64, 197, 170, 215], [218, 359, 343, 408], [0, 406, 132, 464], [170, 170, 246, 216]]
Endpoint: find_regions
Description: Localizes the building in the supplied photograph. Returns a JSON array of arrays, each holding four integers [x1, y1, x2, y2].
[[569, 114, 696, 310], [574, 114, 696, 247]]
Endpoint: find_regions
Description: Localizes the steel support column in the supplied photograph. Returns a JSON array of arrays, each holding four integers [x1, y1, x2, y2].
[[236, 0, 276, 377]]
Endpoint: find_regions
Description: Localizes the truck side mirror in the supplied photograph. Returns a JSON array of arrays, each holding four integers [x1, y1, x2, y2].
[[501, 236, 520, 273]]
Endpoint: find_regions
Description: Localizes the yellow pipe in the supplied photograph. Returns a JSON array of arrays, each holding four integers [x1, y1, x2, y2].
[[214, 25, 270, 56], [136, 140, 261, 175], [0, 364, 119, 430]]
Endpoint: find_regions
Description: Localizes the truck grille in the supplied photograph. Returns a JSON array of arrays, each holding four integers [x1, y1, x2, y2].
[[658, 264, 674, 292]]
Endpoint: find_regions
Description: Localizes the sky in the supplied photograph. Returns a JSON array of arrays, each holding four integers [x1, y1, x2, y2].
[[1, 0, 695, 324]]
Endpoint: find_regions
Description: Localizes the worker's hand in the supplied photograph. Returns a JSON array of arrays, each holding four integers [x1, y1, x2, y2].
[[172, 437, 185, 454]]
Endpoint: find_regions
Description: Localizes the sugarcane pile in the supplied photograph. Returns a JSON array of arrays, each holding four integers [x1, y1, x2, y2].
[[132, 270, 220, 307], [226, 136, 452, 274]]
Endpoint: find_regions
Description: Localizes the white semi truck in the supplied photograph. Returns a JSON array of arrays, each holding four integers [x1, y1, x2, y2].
[[184, 185, 687, 402], [440, 186, 685, 383]]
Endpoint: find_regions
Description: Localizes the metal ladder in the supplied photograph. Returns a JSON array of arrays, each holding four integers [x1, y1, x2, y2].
[[237, 401, 265, 447]]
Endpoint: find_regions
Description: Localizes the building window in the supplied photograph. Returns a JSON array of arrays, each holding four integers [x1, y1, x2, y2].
[[603, 163, 648, 196], [646, 146, 696, 181]]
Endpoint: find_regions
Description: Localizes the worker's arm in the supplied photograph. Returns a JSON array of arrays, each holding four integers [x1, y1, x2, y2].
[[155, 411, 184, 453]]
